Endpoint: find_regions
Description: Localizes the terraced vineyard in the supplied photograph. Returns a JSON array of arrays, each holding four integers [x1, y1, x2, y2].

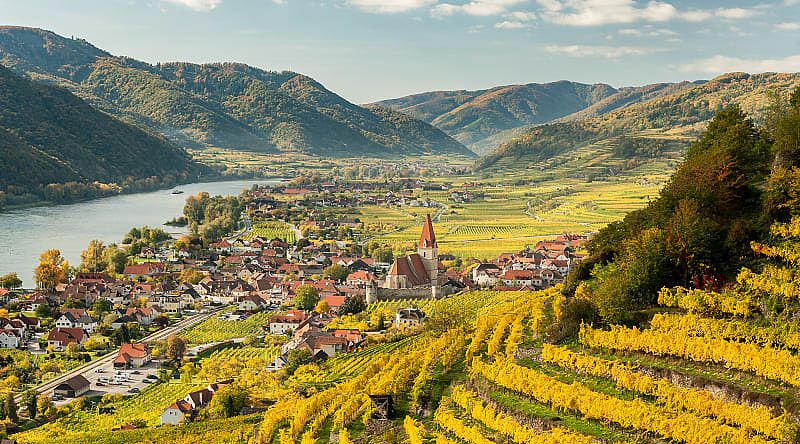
[[14, 382, 205, 443], [243, 221, 296, 243], [179, 311, 273, 344]]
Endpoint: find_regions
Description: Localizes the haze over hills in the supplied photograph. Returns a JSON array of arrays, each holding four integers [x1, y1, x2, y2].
[[0, 26, 473, 158], [0, 64, 206, 193], [477, 71, 800, 172]]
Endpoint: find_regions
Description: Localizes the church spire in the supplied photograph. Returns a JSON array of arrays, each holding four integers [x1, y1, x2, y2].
[[419, 213, 437, 248]]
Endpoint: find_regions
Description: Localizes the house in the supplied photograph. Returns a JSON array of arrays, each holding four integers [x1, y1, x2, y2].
[[125, 307, 158, 326], [0, 330, 20, 349], [160, 381, 231, 425], [500, 270, 534, 287], [267, 310, 309, 335], [395, 308, 425, 329], [114, 343, 152, 368], [160, 400, 193, 425], [472, 263, 502, 287], [47, 327, 87, 351], [346, 270, 375, 287], [123, 262, 165, 279], [238, 295, 267, 312], [53, 375, 90, 398], [54, 312, 79, 329]]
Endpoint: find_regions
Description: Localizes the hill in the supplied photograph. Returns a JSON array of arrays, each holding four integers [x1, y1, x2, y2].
[[373, 81, 618, 154], [0, 64, 206, 204], [0, 27, 473, 158], [478, 72, 800, 171]]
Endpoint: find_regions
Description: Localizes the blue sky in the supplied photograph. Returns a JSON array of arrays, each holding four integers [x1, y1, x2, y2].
[[2, 0, 799, 102]]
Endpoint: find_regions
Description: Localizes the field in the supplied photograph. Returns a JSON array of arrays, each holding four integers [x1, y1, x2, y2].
[[14, 381, 205, 443], [179, 311, 273, 344], [243, 220, 296, 243]]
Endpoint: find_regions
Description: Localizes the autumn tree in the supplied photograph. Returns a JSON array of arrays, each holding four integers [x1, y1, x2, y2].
[[166, 335, 188, 362], [22, 389, 36, 419], [34, 249, 70, 290], [208, 384, 249, 418], [314, 300, 330, 314], [80, 240, 108, 272], [294, 285, 320, 311]]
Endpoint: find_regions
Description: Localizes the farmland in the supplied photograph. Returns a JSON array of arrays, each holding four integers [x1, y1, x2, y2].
[[243, 221, 296, 243], [179, 311, 273, 344]]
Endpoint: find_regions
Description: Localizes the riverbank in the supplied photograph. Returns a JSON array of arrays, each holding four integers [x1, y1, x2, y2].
[[0, 179, 285, 287], [0, 174, 288, 214]]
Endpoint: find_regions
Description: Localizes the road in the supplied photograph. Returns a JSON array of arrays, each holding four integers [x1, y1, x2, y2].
[[19, 306, 226, 402]]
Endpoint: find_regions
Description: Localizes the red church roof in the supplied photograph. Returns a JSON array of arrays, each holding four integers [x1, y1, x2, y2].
[[419, 214, 437, 249]]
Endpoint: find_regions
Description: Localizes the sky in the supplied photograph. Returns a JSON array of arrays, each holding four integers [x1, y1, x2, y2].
[[2, 0, 799, 103]]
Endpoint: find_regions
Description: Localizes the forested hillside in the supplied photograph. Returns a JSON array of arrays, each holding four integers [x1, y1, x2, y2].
[[0, 65, 207, 207], [373, 81, 617, 154], [0, 27, 473, 158], [566, 87, 800, 323], [479, 72, 800, 172]]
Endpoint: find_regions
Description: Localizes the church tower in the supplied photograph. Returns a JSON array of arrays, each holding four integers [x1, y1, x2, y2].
[[418, 213, 438, 284]]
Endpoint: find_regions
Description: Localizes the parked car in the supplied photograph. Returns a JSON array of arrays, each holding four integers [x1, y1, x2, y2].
[[128, 388, 140, 393]]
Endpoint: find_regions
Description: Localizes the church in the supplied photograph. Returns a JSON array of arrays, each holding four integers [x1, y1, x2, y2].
[[366, 214, 461, 303]]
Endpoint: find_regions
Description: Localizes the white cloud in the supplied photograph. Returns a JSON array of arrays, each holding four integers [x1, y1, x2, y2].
[[432, 0, 529, 17], [544, 43, 666, 57], [161, 0, 222, 12], [618, 27, 676, 36], [536, 1, 758, 26], [715, 7, 757, 19], [495, 20, 527, 28], [347, 0, 437, 13], [680, 54, 800, 74], [776, 22, 800, 30]]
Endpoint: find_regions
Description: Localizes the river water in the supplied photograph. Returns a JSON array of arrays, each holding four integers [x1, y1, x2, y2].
[[0, 179, 283, 287]]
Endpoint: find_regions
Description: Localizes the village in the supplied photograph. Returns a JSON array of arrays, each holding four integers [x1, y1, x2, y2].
[[0, 180, 589, 436]]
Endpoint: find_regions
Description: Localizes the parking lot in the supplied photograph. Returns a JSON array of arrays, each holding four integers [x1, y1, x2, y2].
[[52, 360, 163, 405]]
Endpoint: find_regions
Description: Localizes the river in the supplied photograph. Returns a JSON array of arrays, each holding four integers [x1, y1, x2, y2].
[[0, 179, 283, 287]]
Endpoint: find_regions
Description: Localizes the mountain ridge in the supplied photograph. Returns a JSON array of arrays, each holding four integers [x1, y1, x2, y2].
[[0, 26, 473, 158]]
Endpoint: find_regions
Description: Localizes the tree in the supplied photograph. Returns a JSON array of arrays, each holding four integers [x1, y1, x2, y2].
[[294, 285, 320, 311], [314, 300, 330, 314], [208, 384, 249, 418], [80, 240, 108, 272], [91, 299, 113, 318], [0, 273, 21, 290], [65, 342, 81, 359], [166, 335, 187, 362], [5, 393, 17, 423], [338, 295, 366, 315], [22, 389, 36, 420], [179, 268, 204, 284], [284, 348, 312, 375], [37, 395, 53, 420], [35, 303, 51, 318], [103, 245, 128, 274], [34, 249, 70, 290], [323, 264, 350, 282]]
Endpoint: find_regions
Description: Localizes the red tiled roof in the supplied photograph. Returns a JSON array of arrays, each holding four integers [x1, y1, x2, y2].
[[418, 214, 437, 248], [388, 254, 430, 287]]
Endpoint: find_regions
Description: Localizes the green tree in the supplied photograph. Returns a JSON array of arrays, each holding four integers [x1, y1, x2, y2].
[[22, 389, 36, 419], [80, 240, 108, 272], [37, 395, 53, 420], [323, 264, 349, 282], [208, 384, 249, 418], [5, 393, 17, 423], [179, 268, 204, 284], [103, 245, 128, 274], [91, 299, 113, 318], [34, 249, 70, 290], [338, 295, 366, 315], [284, 348, 312, 375], [294, 285, 320, 311], [0, 273, 21, 290]]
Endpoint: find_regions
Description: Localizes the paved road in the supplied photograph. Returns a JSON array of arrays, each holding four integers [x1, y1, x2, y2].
[[19, 306, 226, 402]]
